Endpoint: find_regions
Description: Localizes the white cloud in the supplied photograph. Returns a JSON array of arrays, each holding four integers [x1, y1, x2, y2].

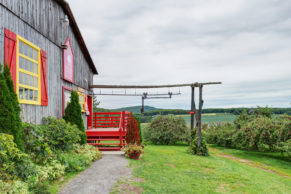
[[68, 0, 291, 109]]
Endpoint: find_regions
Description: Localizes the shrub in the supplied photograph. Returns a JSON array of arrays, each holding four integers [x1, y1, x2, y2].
[[42, 117, 82, 151], [63, 91, 87, 144], [58, 144, 102, 172], [134, 116, 143, 143], [123, 143, 144, 159], [0, 133, 37, 181], [205, 109, 291, 156], [188, 134, 209, 156], [36, 160, 65, 181], [23, 123, 53, 163], [144, 115, 190, 145], [125, 113, 140, 144], [0, 64, 24, 150], [0, 180, 29, 194]]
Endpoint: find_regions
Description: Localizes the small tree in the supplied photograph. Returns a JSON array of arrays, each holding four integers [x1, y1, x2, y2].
[[0, 64, 24, 150], [93, 95, 100, 112], [63, 91, 87, 144], [125, 113, 140, 145]]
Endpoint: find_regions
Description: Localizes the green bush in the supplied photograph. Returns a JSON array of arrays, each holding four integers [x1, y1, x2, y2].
[[0, 133, 37, 181], [0, 64, 24, 150], [134, 116, 143, 143], [23, 123, 53, 164], [63, 91, 87, 144], [42, 117, 82, 151], [143, 115, 190, 144], [0, 180, 29, 194], [205, 109, 291, 156], [188, 132, 209, 156], [36, 160, 65, 181], [59, 144, 102, 172]]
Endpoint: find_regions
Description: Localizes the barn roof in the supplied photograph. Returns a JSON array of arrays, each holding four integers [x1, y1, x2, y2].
[[55, 0, 98, 75]]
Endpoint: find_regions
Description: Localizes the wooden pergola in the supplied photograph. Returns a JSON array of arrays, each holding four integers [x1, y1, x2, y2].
[[90, 82, 221, 146]]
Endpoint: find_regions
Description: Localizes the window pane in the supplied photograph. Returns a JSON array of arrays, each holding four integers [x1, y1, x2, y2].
[[34, 50, 38, 61], [19, 42, 23, 54], [34, 90, 38, 101], [24, 59, 28, 71], [19, 87, 23, 99], [24, 88, 28, 100], [29, 89, 33, 100], [29, 47, 33, 58], [24, 74, 28, 85], [19, 72, 23, 84], [24, 44, 28, 56], [34, 63, 38, 74], [19, 57, 23, 69], [29, 61, 33, 73], [34, 77, 38, 88]]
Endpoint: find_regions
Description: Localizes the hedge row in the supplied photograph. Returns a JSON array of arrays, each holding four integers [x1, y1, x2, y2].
[[0, 118, 102, 193], [206, 110, 291, 157]]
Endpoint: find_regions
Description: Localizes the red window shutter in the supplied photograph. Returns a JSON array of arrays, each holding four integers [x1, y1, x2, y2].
[[40, 50, 48, 106], [4, 28, 17, 92]]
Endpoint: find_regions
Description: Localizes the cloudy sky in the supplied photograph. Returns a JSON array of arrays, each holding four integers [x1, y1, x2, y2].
[[68, 0, 291, 109]]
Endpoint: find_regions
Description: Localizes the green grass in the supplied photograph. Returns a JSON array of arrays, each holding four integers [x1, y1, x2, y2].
[[177, 113, 237, 125], [48, 171, 80, 194], [210, 145, 291, 175], [128, 145, 291, 194]]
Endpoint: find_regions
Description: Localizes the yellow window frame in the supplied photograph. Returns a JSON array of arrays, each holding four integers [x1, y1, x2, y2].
[[78, 92, 86, 112], [16, 35, 41, 105]]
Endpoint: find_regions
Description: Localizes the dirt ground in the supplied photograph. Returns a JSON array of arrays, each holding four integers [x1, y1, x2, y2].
[[58, 153, 132, 194]]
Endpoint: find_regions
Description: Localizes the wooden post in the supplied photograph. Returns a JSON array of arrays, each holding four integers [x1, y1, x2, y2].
[[141, 96, 145, 113], [197, 85, 203, 147], [190, 86, 195, 130]]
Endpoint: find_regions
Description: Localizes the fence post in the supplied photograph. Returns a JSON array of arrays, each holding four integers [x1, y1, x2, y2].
[[120, 111, 125, 147]]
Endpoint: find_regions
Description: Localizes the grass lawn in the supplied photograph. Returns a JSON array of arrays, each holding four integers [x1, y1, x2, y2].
[[128, 145, 291, 194], [176, 113, 237, 125]]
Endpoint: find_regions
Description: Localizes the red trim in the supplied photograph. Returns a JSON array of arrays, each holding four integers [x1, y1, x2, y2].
[[63, 37, 74, 83], [188, 111, 196, 114], [62, 86, 72, 116], [4, 28, 17, 92], [40, 50, 48, 106], [87, 95, 93, 128]]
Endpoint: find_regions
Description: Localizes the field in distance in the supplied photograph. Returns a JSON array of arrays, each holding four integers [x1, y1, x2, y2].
[[176, 113, 236, 124]]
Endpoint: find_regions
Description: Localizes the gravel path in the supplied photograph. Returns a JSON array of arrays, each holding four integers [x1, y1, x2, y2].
[[59, 153, 132, 194]]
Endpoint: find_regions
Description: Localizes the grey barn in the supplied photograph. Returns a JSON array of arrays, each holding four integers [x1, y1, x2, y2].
[[0, 0, 97, 128]]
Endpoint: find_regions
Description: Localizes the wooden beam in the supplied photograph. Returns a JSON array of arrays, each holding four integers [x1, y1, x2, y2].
[[197, 85, 203, 147], [90, 82, 221, 89]]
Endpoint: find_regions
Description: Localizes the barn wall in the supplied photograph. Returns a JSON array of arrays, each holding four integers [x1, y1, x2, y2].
[[0, 0, 94, 125]]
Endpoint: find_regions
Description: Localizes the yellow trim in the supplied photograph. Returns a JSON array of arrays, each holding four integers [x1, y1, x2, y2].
[[78, 92, 86, 112], [16, 35, 41, 105], [19, 53, 38, 64]]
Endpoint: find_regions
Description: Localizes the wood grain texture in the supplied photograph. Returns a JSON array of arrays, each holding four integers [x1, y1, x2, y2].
[[0, 0, 94, 125]]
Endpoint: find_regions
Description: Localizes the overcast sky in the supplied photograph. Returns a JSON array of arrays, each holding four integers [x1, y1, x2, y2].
[[68, 0, 291, 109]]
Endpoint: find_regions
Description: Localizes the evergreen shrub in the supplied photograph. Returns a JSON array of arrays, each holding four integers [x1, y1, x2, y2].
[[63, 91, 87, 144], [0, 64, 24, 150]]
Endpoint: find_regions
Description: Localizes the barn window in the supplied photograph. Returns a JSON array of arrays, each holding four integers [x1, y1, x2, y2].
[[17, 36, 41, 105], [78, 93, 86, 112]]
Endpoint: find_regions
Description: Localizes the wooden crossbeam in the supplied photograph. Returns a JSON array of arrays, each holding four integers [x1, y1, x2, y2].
[[90, 82, 221, 89]]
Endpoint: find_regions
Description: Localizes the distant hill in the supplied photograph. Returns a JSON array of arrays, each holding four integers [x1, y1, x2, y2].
[[112, 106, 160, 113]]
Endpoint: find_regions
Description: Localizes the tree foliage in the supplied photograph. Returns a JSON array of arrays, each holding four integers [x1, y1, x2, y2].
[[63, 91, 87, 144], [144, 115, 190, 145], [125, 113, 140, 145], [0, 64, 24, 150]]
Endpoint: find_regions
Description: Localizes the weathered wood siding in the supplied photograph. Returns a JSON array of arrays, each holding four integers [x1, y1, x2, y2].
[[0, 0, 94, 126]]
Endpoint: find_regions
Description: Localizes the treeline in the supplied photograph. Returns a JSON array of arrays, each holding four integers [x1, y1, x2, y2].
[[135, 108, 291, 116]]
